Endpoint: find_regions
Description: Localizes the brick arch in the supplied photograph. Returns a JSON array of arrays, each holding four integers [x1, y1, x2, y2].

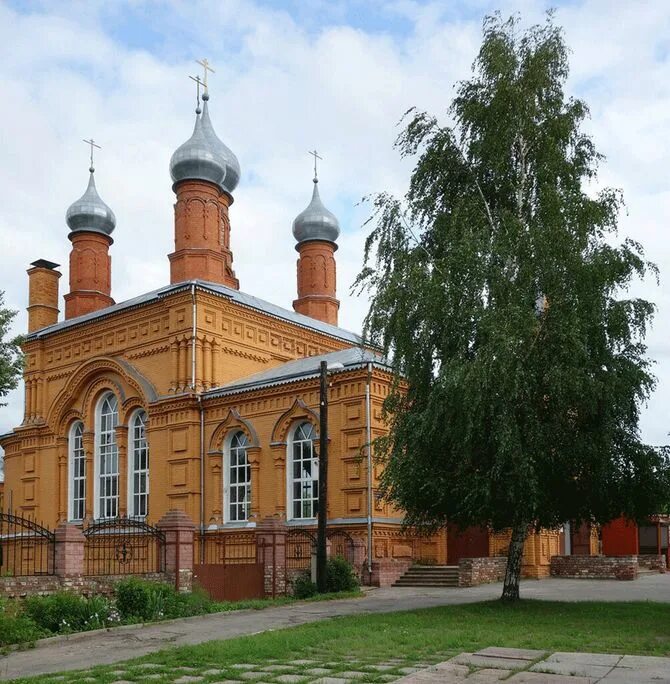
[[208, 408, 259, 453], [270, 398, 319, 445], [49, 356, 157, 434]]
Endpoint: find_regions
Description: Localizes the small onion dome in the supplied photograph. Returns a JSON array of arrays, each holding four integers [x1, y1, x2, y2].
[[292, 178, 340, 248], [200, 92, 240, 195], [66, 169, 116, 238], [169, 103, 227, 191]]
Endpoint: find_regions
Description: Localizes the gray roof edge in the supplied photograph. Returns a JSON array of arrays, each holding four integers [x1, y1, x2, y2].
[[203, 359, 393, 400], [24, 279, 362, 345]]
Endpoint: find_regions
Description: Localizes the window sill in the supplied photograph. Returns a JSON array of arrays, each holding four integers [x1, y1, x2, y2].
[[207, 521, 257, 530], [287, 518, 317, 527]]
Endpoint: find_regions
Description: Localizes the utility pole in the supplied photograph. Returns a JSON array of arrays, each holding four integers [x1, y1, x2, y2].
[[316, 360, 329, 593]]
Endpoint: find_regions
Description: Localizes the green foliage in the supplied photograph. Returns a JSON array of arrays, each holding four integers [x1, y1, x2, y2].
[[116, 578, 223, 621], [292, 572, 318, 599], [355, 13, 668, 552], [325, 557, 359, 593], [0, 600, 44, 646], [0, 291, 23, 407], [23, 592, 114, 633]]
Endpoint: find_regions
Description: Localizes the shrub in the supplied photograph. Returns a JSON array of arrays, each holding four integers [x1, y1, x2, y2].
[[116, 578, 219, 621], [23, 592, 113, 634], [0, 613, 44, 646], [326, 556, 359, 593], [292, 572, 317, 599]]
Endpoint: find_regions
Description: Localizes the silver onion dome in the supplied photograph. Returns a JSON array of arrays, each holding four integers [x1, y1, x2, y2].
[[169, 103, 227, 190], [66, 169, 116, 237], [292, 178, 340, 247], [199, 92, 240, 195]]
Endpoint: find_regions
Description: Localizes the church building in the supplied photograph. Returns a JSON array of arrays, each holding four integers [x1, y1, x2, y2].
[[0, 77, 449, 576]]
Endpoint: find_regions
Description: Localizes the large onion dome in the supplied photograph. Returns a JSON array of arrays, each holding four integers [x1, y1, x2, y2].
[[170, 103, 227, 190], [66, 169, 116, 238], [199, 92, 240, 195], [292, 178, 340, 248]]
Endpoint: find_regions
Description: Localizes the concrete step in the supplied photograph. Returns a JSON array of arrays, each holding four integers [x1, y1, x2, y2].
[[393, 564, 460, 587]]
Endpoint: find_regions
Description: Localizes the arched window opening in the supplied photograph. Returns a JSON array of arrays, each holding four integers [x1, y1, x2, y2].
[[128, 410, 149, 518], [289, 422, 318, 520], [96, 392, 119, 519], [69, 421, 85, 521], [226, 431, 250, 522]]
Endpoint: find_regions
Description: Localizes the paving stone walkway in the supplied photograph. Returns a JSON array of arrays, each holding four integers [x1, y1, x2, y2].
[[17, 647, 670, 683], [396, 647, 670, 683]]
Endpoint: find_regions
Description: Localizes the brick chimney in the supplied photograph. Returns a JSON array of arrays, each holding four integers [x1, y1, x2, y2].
[[27, 259, 61, 332]]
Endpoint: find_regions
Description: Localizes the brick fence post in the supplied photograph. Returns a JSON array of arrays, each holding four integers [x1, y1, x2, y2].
[[157, 510, 195, 593], [256, 517, 287, 598], [54, 523, 85, 578]]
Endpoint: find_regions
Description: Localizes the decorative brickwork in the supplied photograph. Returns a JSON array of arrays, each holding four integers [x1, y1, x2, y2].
[[458, 557, 507, 587], [293, 240, 339, 325], [550, 555, 638, 580], [65, 232, 114, 319], [169, 179, 238, 288]]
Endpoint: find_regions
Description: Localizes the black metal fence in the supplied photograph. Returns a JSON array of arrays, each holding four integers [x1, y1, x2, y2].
[[83, 517, 165, 576], [196, 531, 258, 565], [0, 511, 55, 576]]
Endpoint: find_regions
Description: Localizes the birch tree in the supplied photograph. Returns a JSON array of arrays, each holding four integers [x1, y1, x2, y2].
[[355, 14, 668, 600]]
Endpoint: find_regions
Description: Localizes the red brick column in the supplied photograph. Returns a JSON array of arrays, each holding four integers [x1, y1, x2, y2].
[[157, 510, 195, 593], [256, 517, 288, 598], [54, 523, 85, 578]]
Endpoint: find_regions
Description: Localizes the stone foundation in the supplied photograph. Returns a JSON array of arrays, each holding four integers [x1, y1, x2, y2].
[[550, 555, 638, 580], [0, 572, 168, 599], [368, 558, 412, 587], [459, 557, 507, 587], [638, 554, 667, 573]]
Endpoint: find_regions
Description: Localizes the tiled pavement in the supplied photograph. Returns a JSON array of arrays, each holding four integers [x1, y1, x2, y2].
[[396, 647, 670, 682], [28, 648, 670, 684]]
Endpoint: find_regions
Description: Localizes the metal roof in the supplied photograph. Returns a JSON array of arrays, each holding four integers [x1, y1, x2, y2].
[[26, 280, 362, 345], [204, 346, 391, 398]]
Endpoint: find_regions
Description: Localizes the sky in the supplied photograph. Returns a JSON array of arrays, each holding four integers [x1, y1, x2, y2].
[[0, 0, 669, 447]]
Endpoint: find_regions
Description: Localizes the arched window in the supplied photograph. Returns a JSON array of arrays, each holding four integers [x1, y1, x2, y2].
[[95, 392, 119, 519], [69, 421, 85, 521], [225, 431, 250, 522], [128, 410, 149, 518], [289, 422, 318, 520]]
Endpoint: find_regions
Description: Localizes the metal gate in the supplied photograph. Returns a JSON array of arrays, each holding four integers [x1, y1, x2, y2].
[[193, 531, 264, 601], [83, 517, 165, 576], [327, 529, 355, 563], [0, 511, 55, 576]]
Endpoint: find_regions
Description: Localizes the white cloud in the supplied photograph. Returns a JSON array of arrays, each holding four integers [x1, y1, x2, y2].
[[0, 0, 669, 446]]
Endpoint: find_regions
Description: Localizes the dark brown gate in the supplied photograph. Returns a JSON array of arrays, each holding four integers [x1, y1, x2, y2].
[[571, 523, 592, 555], [194, 531, 265, 601], [447, 524, 490, 564]]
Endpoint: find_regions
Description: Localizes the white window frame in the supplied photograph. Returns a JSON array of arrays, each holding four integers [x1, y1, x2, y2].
[[127, 409, 149, 519], [94, 392, 119, 520], [224, 430, 251, 523], [287, 421, 319, 521], [68, 420, 86, 521]]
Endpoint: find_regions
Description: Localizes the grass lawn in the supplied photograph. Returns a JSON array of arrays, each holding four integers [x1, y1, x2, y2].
[[11, 600, 670, 683]]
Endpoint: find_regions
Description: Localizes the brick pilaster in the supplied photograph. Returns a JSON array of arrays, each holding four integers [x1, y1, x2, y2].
[[54, 523, 85, 578], [157, 509, 195, 592]]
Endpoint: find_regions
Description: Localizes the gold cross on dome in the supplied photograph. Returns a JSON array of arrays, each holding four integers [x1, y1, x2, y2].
[[308, 149, 322, 180], [83, 138, 101, 170], [197, 58, 215, 90]]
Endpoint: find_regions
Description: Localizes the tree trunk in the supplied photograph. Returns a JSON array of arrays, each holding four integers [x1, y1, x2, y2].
[[501, 522, 528, 601]]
